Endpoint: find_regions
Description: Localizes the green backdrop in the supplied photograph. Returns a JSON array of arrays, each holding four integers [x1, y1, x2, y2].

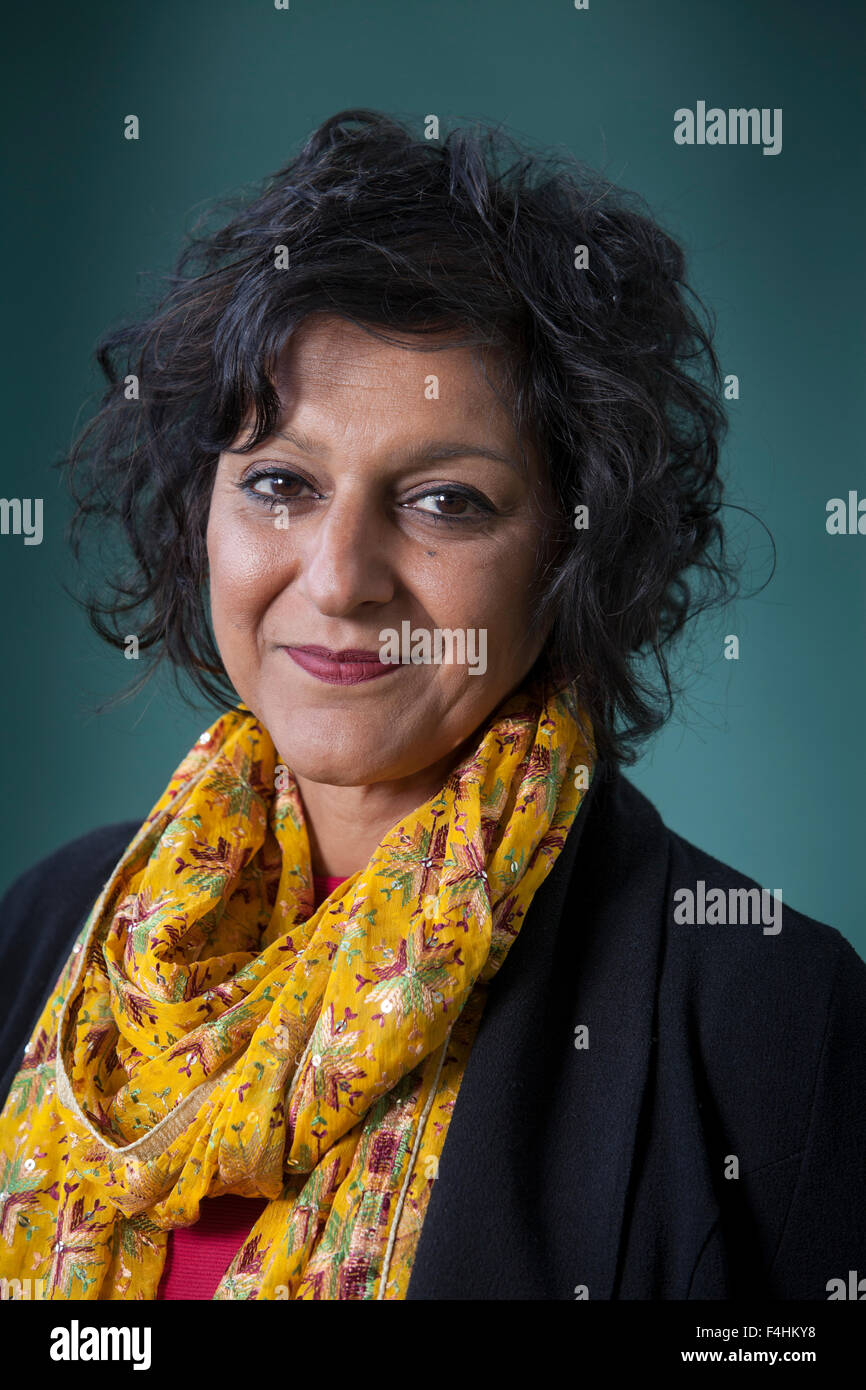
[[1, 0, 863, 951]]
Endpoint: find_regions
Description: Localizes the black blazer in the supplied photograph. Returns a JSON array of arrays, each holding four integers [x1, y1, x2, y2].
[[1, 764, 864, 1300]]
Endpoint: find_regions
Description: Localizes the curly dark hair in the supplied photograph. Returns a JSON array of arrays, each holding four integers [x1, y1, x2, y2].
[[63, 106, 751, 769]]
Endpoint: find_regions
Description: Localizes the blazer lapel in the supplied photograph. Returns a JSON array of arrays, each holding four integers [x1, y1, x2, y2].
[[406, 766, 670, 1299]]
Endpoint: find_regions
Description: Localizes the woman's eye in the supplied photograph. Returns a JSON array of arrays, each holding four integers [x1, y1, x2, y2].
[[409, 491, 488, 519], [242, 471, 314, 503]]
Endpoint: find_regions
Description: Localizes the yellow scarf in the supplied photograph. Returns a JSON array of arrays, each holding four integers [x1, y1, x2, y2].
[[0, 681, 595, 1299]]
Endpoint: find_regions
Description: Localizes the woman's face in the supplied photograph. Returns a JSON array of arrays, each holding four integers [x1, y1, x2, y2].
[[206, 315, 553, 787]]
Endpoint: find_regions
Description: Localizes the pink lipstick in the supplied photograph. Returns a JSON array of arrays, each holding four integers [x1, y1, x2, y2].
[[282, 645, 398, 685]]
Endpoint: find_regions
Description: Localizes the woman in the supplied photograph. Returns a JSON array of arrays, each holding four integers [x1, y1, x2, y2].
[[0, 109, 863, 1302]]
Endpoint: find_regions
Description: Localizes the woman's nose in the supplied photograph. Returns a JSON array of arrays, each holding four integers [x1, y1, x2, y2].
[[295, 493, 396, 616]]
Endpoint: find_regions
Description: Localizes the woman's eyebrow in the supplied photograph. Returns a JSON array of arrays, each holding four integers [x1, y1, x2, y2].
[[272, 427, 521, 471]]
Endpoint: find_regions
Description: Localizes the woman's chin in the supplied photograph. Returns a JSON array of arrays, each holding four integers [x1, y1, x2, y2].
[[270, 730, 419, 790], [257, 688, 477, 790]]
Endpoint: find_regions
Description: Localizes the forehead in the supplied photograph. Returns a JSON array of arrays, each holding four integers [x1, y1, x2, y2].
[[269, 315, 514, 427]]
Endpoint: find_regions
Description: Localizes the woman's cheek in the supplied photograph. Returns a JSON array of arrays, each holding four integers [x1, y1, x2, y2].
[[210, 511, 291, 610]]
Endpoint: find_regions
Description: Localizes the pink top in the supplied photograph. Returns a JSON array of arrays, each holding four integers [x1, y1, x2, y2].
[[157, 871, 348, 1300]]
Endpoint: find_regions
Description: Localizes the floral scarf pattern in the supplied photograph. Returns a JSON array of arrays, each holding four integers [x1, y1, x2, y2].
[[0, 681, 595, 1299]]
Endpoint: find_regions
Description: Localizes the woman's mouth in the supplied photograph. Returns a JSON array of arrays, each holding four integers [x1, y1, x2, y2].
[[282, 645, 399, 685]]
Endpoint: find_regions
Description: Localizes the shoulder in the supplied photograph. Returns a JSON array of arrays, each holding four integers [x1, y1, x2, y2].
[[581, 765, 866, 1118], [598, 766, 864, 993], [663, 810, 865, 1014], [0, 820, 141, 1090], [616, 774, 866, 1173], [0, 820, 141, 924]]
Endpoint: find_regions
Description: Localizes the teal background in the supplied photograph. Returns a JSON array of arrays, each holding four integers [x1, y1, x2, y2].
[[1, 1, 863, 949]]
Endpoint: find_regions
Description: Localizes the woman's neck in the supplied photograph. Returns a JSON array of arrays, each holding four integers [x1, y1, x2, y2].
[[294, 749, 463, 877]]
